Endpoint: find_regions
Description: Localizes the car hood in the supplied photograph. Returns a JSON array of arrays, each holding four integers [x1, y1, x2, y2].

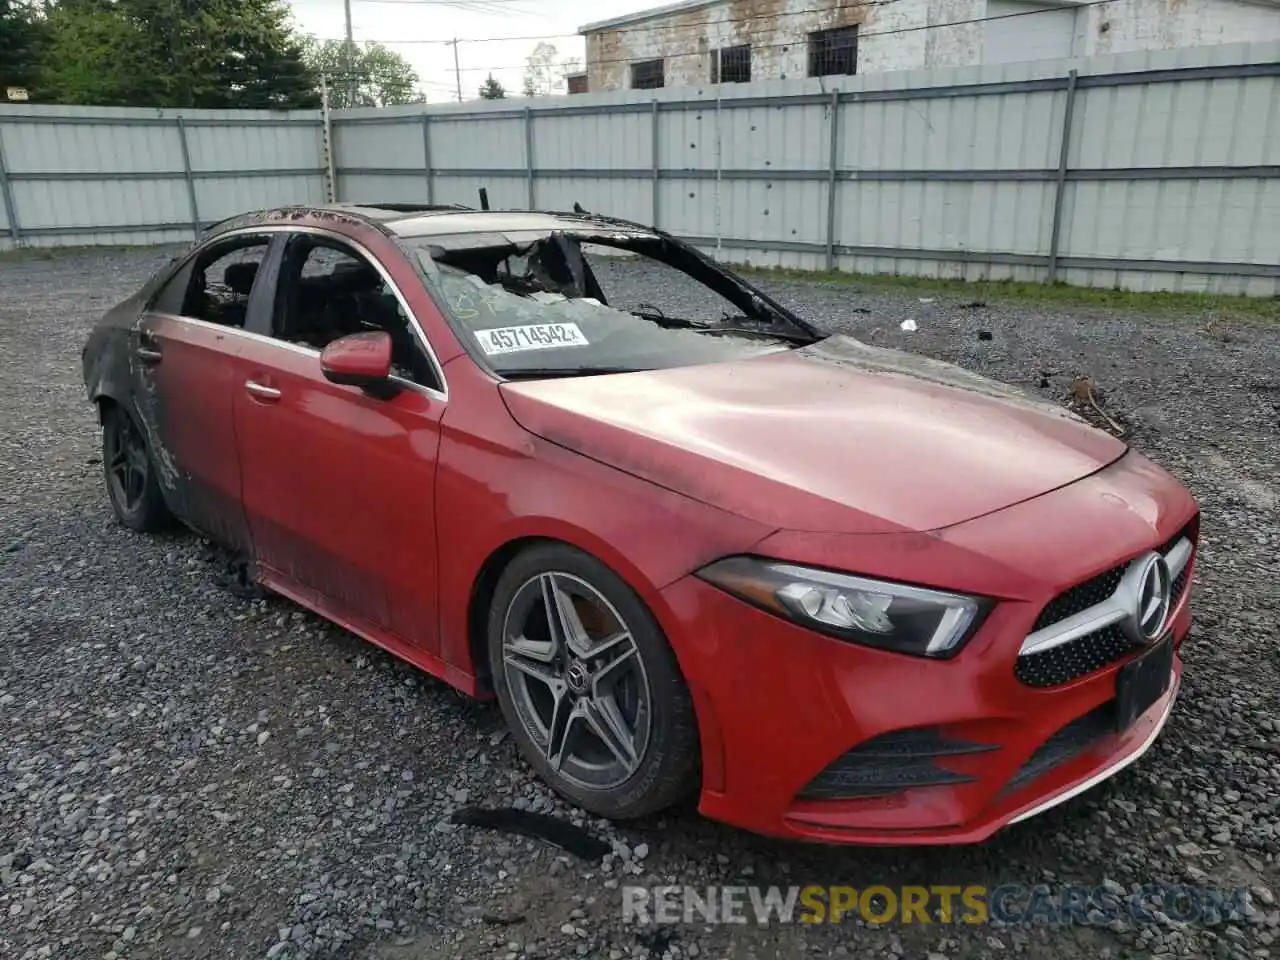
[[499, 336, 1128, 534]]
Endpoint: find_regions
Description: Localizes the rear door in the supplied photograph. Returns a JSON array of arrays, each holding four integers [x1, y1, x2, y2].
[[134, 233, 279, 553], [232, 230, 449, 650]]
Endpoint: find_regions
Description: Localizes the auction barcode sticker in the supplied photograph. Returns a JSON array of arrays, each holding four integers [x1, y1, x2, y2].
[[473, 323, 589, 355]]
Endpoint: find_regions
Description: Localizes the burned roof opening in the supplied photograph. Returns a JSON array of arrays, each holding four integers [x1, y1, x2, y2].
[[197, 204, 820, 346], [404, 230, 818, 382]]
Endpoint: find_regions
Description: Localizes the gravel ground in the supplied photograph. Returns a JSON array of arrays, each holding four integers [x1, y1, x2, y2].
[[2, 246, 1279, 960]]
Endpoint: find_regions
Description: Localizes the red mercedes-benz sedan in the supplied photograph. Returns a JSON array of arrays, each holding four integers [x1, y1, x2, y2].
[[82, 204, 1198, 845]]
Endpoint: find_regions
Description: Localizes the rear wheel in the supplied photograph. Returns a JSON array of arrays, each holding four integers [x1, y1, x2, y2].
[[102, 403, 170, 532], [488, 543, 700, 819]]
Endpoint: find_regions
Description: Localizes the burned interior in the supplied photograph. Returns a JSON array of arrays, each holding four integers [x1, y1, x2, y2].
[[405, 227, 819, 377], [142, 208, 821, 385]]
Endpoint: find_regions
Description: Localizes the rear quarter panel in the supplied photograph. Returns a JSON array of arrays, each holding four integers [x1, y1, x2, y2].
[[82, 290, 151, 406]]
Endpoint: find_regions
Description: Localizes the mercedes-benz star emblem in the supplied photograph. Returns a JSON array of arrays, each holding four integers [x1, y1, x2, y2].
[[565, 661, 590, 695], [1132, 552, 1172, 643]]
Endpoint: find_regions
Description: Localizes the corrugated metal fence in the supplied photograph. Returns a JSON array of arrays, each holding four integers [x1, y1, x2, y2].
[[0, 105, 325, 247], [2, 41, 1278, 295]]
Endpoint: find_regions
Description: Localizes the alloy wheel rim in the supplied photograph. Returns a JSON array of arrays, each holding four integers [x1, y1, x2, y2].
[[106, 414, 149, 512], [501, 572, 652, 791]]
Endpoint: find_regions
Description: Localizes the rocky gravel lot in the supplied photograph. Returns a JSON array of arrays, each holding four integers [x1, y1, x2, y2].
[[2, 245, 1279, 960]]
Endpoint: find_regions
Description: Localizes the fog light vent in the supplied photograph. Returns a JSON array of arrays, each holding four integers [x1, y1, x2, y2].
[[797, 728, 996, 801]]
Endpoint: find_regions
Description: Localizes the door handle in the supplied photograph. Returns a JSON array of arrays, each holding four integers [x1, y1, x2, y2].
[[245, 380, 282, 402], [136, 347, 162, 364]]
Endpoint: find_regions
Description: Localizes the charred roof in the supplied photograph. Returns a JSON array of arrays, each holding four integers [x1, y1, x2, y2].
[[323, 203, 658, 240]]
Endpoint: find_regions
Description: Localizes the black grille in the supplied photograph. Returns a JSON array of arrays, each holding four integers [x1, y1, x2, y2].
[[1031, 523, 1194, 636], [1015, 624, 1135, 688], [1019, 523, 1196, 688], [1001, 703, 1114, 796], [1172, 565, 1190, 605], [1159, 523, 1192, 557], [1031, 565, 1126, 633], [1162, 524, 1195, 606], [798, 728, 995, 801]]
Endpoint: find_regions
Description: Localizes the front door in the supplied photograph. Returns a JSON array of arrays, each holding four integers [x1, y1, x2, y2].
[[133, 233, 276, 553], [233, 231, 447, 650]]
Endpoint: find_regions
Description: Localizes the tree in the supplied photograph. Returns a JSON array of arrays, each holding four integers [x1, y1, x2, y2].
[[478, 73, 505, 100], [36, 0, 321, 109], [208, 0, 321, 109], [0, 0, 47, 97], [300, 37, 421, 108], [522, 41, 560, 97], [37, 1, 140, 106], [521, 43, 584, 97]]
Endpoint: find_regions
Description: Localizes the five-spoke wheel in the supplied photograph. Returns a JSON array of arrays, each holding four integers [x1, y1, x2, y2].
[[502, 571, 651, 790], [488, 543, 699, 818]]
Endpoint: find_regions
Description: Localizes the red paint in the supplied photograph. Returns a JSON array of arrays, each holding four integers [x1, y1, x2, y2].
[[130, 210, 1200, 845], [235, 340, 446, 654], [320, 330, 394, 385], [139, 314, 253, 553], [661, 450, 1196, 843], [500, 352, 1129, 534]]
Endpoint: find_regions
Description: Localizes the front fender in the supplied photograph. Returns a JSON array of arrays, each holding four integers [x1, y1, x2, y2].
[[432, 369, 777, 686]]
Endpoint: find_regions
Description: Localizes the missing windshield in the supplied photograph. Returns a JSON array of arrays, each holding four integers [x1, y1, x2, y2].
[[412, 231, 816, 379]]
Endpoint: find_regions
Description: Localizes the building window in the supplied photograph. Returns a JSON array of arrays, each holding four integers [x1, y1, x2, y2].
[[567, 73, 588, 94], [808, 25, 858, 77], [631, 59, 664, 89], [711, 44, 751, 84]]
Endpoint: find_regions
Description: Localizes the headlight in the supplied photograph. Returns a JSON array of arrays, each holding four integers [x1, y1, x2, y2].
[[696, 557, 988, 658]]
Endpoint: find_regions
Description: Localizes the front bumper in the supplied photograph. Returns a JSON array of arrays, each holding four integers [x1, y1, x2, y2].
[[658, 451, 1198, 845], [662, 574, 1189, 845]]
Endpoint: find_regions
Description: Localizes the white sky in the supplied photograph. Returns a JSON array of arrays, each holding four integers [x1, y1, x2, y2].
[[285, 0, 659, 101]]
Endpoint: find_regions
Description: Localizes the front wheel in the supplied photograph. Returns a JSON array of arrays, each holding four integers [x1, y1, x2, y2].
[[488, 543, 700, 819], [101, 403, 171, 532]]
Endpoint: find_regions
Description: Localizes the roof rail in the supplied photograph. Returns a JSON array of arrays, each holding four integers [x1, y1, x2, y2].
[[362, 201, 474, 213], [548, 208, 667, 237]]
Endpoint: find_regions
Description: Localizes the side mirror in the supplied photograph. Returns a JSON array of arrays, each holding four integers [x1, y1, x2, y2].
[[320, 331, 397, 396]]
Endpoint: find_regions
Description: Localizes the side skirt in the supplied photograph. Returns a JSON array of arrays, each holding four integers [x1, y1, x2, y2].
[[256, 566, 490, 700]]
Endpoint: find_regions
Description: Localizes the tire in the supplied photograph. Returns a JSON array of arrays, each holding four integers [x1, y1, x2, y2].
[[101, 403, 171, 533], [488, 542, 700, 819]]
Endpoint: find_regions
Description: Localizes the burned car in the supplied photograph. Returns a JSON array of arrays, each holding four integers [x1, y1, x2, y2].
[[82, 204, 1198, 844]]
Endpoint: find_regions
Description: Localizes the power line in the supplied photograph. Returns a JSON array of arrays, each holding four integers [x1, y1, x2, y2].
[[320, 70, 456, 86], [351, 0, 534, 14], [349, 0, 526, 4], [337, 0, 1123, 71], [395, 31, 576, 45]]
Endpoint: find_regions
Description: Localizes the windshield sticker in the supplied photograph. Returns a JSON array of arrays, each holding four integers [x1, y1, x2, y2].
[[474, 323, 589, 355]]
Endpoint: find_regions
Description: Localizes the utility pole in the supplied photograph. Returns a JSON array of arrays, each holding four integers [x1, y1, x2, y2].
[[320, 75, 336, 202], [451, 38, 462, 102], [343, 0, 356, 107]]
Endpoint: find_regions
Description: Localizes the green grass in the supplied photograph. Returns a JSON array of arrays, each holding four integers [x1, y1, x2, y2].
[[0, 245, 62, 261], [738, 265, 1280, 325], [0, 242, 183, 263], [0, 243, 145, 263]]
